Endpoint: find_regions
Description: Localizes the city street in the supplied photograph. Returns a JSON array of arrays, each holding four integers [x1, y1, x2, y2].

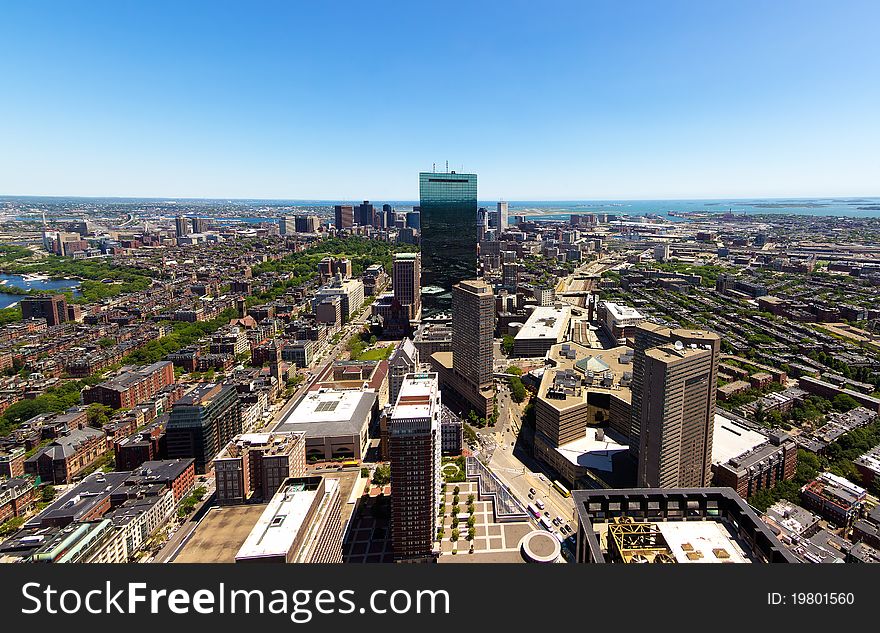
[[481, 385, 577, 531]]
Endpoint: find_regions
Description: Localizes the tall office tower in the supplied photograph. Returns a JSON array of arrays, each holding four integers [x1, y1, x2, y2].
[[295, 215, 320, 233], [637, 339, 719, 488], [191, 217, 210, 233], [393, 252, 421, 320], [20, 295, 68, 327], [389, 372, 441, 563], [279, 217, 296, 235], [383, 203, 395, 228], [165, 383, 242, 473], [496, 201, 508, 231], [629, 323, 679, 459], [355, 200, 375, 226], [175, 216, 192, 237], [477, 207, 490, 241], [334, 204, 354, 229], [406, 210, 420, 230], [419, 170, 478, 312], [452, 279, 494, 389]]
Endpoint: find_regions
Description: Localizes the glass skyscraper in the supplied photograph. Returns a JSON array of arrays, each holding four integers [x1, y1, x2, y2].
[[419, 171, 478, 313]]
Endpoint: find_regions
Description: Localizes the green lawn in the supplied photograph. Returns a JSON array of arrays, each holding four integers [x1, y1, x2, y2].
[[358, 345, 395, 361]]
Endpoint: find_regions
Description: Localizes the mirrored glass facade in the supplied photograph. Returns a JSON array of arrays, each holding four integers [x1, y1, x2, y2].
[[418, 171, 477, 313]]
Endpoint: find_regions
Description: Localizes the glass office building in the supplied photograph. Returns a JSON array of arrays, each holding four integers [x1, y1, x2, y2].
[[419, 171, 478, 313]]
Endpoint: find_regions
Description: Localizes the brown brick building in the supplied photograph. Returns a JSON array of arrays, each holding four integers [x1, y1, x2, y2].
[[83, 361, 175, 410], [23, 426, 108, 484]]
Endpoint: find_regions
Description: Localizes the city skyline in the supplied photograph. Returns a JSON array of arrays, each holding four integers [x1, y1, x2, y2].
[[1, 2, 878, 200]]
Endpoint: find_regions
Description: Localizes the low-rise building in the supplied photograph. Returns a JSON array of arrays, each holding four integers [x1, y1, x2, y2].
[[275, 389, 377, 462], [235, 476, 342, 563], [800, 472, 866, 528], [512, 304, 571, 357], [214, 431, 306, 505]]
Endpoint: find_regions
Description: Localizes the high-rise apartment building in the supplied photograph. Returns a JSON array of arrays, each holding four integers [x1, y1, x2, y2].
[[191, 217, 210, 233], [214, 431, 307, 505], [334, 205, 354, 229], [495, 201, 509, 231], [419, 171, 478, 312], [632, 327, 720, 488], [20, 295, 68, 327], [175, 216, 192, 237], [452, 279, 494, 389], [389, 373, 441, 562], [393, 252, 421, 320]]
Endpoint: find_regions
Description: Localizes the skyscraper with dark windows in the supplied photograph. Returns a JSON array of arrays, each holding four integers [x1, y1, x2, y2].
[[355, 200, 374, 227], [419, 171, 477, 313], [383, 204, 395, 228]]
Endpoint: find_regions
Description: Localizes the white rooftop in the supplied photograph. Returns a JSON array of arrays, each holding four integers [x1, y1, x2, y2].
[[604, 302, 644, 322], [655, 521, 753, 564], [282, 389, 371, 425], [392, 373, 439, 421], [711, 413, 767, 465], [235, 478, 338, 561], [514, 305, 571, 341], [554, 428, 628, 471]]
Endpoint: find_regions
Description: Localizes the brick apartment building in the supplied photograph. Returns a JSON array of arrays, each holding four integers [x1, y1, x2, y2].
[[83, 361, 175, 410]]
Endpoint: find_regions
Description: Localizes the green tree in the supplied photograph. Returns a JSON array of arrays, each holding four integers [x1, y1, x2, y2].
[[831, 393, 860, 413], [86, 403, 113, 427], [502, 335, 515, 356], [372, 464, 391, 486], [509, 376, 527, 403]]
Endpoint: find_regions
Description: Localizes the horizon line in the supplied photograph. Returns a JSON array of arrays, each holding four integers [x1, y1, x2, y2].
[[1, 193, 878, 204]]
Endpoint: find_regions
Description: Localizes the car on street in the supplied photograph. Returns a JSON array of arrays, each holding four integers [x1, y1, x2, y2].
[[529, 488, 536, 495], [543, 511, 551, 518]]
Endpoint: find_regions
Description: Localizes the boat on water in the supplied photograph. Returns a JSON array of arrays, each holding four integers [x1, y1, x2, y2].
[[21, 273, 50, 282]]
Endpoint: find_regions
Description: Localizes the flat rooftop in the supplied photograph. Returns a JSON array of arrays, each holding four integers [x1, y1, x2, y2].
[[236, 478, 338, 561], [174, 504, 267, 563], [655, 520, 753, 564], [276, 389, 376, 437], [711, 414, 768, 465], [515, 305, 571, 341], [392, 373, 439, 419], [555, 428, 629, 472], [604, 302, 644, 321]]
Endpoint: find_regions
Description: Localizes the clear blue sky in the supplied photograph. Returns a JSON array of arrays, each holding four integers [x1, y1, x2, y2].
[[1, 1, 878, 200]]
